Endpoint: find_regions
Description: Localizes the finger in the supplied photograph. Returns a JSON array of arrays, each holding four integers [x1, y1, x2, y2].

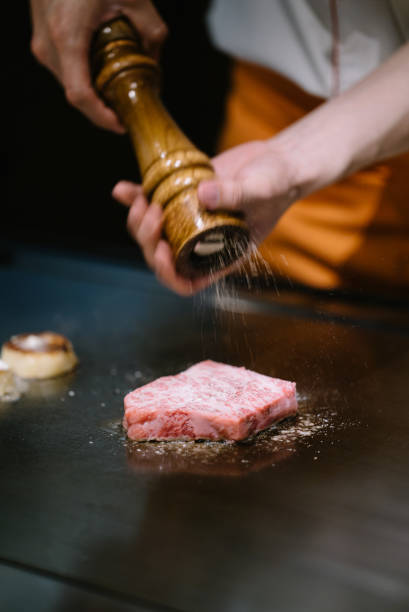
[[136, 203, 164, 267], [126, 197, 149, 242], [66, 80, 125, 133], [58, 35, 125, 133], [112, 181, 144, 207], [154, 241, 232, 297], [198, 179, 245, 211], [154, 241, 201, 296], [124, 4, 168, 60], [89, 101, 126, 134]]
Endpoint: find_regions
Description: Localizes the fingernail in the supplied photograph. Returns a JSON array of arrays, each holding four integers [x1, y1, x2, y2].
[[198, 182, 220, 207]]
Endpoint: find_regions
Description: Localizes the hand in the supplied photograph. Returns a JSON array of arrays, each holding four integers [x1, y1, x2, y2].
[[112, 181, 228, 296], [115, 40, 409, 296], [112, 140, 301, 295], [198, 140, 300, 245], [30, 0, 167, 132]]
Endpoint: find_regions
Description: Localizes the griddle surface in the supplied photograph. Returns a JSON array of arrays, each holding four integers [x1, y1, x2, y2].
[[1, 245, 408, 612]]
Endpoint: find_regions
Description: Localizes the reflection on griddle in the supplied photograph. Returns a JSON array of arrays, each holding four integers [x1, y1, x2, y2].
[[123, 402, 330, 476], [0, 370, 76, 406], [24, 370, 77, 399]]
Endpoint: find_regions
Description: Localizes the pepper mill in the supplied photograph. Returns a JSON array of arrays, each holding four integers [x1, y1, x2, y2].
[[91, 17, 249, 278]]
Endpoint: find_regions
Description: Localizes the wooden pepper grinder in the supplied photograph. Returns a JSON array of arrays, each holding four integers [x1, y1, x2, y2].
[[90, 17, 249, 278]]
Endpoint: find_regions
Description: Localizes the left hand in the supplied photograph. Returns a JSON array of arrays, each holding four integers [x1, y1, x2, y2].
[[30, 0, 168, 132]]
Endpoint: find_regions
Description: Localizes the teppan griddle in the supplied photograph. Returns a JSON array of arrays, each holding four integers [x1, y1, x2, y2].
[[1, 243, 408, 612]]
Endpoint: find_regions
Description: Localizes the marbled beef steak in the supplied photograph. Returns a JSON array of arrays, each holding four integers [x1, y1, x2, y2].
[[123, 360, 297, 441]]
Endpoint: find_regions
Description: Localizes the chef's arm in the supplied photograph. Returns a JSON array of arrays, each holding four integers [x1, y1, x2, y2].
[[198, 41, 409, 242], [30, 0, 167, 132], [275, 40, 409, 193], [114, 42, 409, 295]]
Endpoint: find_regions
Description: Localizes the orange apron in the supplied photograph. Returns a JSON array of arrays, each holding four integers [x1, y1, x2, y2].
[[218, 60, 409, 296]]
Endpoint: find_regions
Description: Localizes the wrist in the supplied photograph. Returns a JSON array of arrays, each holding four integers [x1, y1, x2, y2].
[[266, 104, 353, 199]]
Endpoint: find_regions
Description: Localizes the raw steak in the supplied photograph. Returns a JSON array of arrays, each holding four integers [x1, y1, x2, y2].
[[123, 360, 297, 442]]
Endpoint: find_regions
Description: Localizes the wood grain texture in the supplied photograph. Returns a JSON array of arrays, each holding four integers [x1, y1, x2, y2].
[[91, 17, 249, 278]]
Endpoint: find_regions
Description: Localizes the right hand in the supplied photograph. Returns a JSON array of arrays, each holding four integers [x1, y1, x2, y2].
[[30, 0, 168, 132], [111, 139, 298, 296]]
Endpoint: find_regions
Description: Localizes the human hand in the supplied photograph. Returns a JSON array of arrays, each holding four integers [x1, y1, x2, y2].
[[197, 139, 301, 245], [114, 39, 409, 295], [198, 41, 409, 237], [112, 181, 230, 296], [112, 139, 302, 295], [30, 0, 167, 132]]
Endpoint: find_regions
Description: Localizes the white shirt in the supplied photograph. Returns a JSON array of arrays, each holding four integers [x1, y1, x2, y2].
[[207, 0, 409, 98]]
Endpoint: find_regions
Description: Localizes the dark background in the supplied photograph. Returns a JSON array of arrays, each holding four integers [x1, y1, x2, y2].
[[5, 1, 230, 262]]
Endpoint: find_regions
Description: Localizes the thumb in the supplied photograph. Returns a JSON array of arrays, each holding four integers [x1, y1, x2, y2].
[[198, 179, 247, 211]]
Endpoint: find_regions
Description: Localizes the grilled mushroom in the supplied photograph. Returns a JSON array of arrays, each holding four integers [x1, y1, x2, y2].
[[1, 332, 78, 379]]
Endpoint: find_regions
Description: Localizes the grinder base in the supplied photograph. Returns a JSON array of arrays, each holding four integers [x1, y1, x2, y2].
[[163, 187, 250, 279], [176, 226, 250, 279]]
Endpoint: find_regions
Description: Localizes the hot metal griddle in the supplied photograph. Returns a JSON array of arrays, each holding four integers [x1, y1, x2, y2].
[[1, 243, 408, 612]]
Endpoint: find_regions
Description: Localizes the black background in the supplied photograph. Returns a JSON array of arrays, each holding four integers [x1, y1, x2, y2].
[[5, 1, 230, 261]]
